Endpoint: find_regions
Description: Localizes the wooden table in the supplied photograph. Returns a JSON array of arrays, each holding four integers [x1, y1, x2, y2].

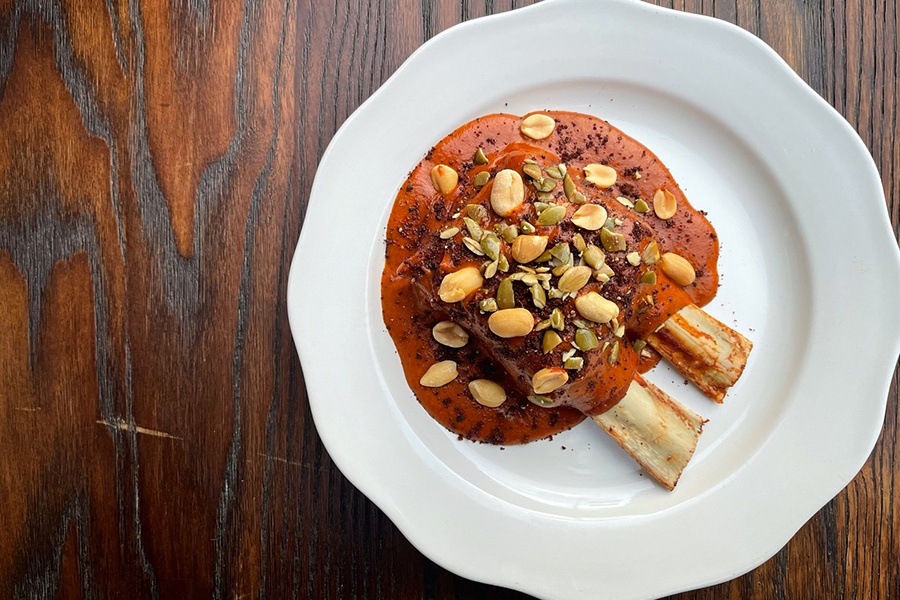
[[1, 0, 897, 597]]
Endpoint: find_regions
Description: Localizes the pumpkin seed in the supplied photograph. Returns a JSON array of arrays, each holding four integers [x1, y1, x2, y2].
[[467, 203, 488, 221], [534, 202, 551, 215], [463, 237, 485, 256], [498, 254, 510, 272], [523, 163, 543, 180], [572, 191, 586, 204], [545, 164, 565, 180], [548, 288, 563, 299], [614, 324, 625, 338], [481, 232, 501, 261], [551, 263, 570, 277], [634, 199, 650, 213], [534, 319, 551, 332], [550, 308, 564, 331], [583, 245, 605, 269], [572, 233, 587, 252], [497, 278, 515, 309], [564, 356, 584, 370], [640, 271, 657, 285], [484, 259, 499, 279], [530, 284, 546, 309], [608, 341, 620, 364], [535, 178, 556, 193], [641, 241, 660, 265], [473, 171, 490, 187], [616, 196, 635, 208], [500, 224, 519, 243], [479, 298, 498, 312], [521, 273, 538, 286], [563, 174, 576, 200], [520, 221, 536, 234], [536, 191, 555, 202], [574, 328, 599, 351], [463, 217, 483, 241], [537, 205, 566, 225], [626, 252, 641, 266], [474, 148, 488, 165], [549, 242, 571, 264], [633, 339, 647, 352], [543, 330, 562, 354], [527, 394, 555, 407], [439, 226, 460, 239], [600, 227, 627, 252], [561, 348, 577, 362]]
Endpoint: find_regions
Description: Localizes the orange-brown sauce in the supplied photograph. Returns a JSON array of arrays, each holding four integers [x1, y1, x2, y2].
[[381, 112, 718, 445]]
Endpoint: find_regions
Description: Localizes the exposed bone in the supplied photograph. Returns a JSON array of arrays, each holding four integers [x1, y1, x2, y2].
[[645, 303, 753, 403]]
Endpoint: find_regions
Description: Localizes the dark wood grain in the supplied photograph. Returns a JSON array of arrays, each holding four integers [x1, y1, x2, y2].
[[0, 0, 896, 598]]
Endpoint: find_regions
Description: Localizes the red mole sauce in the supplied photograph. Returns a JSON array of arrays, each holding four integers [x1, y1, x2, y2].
[[381, 111, 718, 445]]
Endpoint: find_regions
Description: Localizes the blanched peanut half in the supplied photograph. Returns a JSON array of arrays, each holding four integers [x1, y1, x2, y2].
[[557, 266, 592, 293], [660, 252, 696, 286], [469, 379, 507, 408], [571, 204, 608, 231], [520, 113, 556, 140], [575, 291, 619, 324], [430, 164, 458, 194], [490, 169, 525, 217], [653, 188, 677, 220], [432, 321, 469, 348], [511, 235, 549, 263], [532, 367, 568, 394], [584, 164, 617, 188], [488, 308, 535, 338], [420, 360, 458, 387], [438, 267, 483, 303]]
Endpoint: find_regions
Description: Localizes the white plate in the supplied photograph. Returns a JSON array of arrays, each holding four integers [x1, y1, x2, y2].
[[287, 0, 900, 597]]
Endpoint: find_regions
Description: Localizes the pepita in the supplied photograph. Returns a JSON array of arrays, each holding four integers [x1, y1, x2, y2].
[[473, 171, 491, 187], [574, 328, 599, 351], [600, 227, 627, 252], [480, 232, 501, 261], [467, 203, 488, 221], [626, 252, 641, 266], [640, 271, 657, 285], [641, 241, 660, 265], [479, 298, 498, 312], [463, 237, 485, 256], [608, 341, 620, 364], [550, 308, 564, 331], [616, 196, 635, 208], [563, 174, 576, 200], [439, 226, 460, 239], [497, 278, 515, 309], [572, 191, 586, 204], [542, 330, 562, 354], [530, 283, 547, 309], [564, 356, 584, 370], [527, 394, 555, 407], [523, 163, 543, 180], [534, 178, 556, 193], [572, 233, 587, 252], [583, 245, 605, 269], [473, 148, 489, 165], [484, 259, 499, 279], [520, 221, 536, 234], [545, 165, 564, 180], [537, 205, 567, 226], [500, 224, 519, 243], [634, 199, 650, 213]]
